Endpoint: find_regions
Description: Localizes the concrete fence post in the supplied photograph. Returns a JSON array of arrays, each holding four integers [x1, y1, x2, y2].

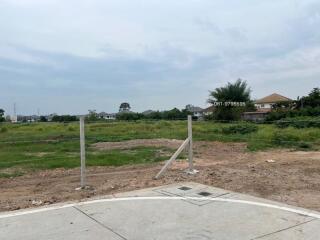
[[186, 115, 199, 175], [80, 117, 86, 188], [188, 115, 194, 171], [154, 115, 198, 179]]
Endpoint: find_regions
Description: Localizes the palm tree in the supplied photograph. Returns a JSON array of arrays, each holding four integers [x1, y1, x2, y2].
[[208, 79, 255, 120], [208, 79, 251, 103]]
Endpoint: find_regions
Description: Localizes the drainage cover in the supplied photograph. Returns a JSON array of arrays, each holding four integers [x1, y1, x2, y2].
[[178, 186, 192, 191], [198, 191, 212, 197]]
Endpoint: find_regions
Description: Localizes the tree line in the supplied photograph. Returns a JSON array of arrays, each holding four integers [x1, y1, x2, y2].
[[116, 108, 191, 121], [1, 80, 319, 122]]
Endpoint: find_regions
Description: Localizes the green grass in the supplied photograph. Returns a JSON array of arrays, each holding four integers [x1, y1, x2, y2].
[[0, 171, 24, 178], [87, 147, 174, 167], [0, 120, 319, 178], [0, 144, 174, 170]]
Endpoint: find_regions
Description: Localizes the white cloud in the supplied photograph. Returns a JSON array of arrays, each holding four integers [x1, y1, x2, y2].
[[0, 0, 319, 114]]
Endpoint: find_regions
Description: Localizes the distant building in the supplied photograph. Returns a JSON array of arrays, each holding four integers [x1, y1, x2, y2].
[[242, 93, 293, 122], [18, 115, 39, 122], [98, 112, 116, 120], [142, 110, 154, 116], [202, 105, 215, 116], [255, 93, 292, 112], [242, 111, 269, 122], [47, 113, 58, 122], [185, 105, 204, 118], [10, 115, 18, 123], [8, 115, 39, 123]]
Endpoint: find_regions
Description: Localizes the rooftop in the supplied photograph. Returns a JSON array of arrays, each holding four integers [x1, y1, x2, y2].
[[255, 93, 292, 104]]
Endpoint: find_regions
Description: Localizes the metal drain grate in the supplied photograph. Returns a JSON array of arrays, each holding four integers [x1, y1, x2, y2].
[[198, 191, 212, 197], [178, 186, 192, 191]]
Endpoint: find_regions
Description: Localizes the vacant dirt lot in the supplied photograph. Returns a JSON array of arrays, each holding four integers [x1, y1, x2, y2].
[[1, 139, 320, 212]]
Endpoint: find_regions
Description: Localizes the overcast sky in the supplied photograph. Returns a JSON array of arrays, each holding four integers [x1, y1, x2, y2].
[[0, 0, 319, 115]]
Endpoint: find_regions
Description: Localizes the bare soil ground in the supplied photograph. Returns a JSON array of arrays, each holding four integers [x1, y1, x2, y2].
[[1, 139, 320, 212]]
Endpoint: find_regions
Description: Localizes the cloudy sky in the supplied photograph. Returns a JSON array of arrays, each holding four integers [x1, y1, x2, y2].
[[0, 0, 319, 115]]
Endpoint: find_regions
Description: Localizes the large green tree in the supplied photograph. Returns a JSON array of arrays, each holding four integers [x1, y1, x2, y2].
[[208, 79, 255, 120], [119, 102, 131, 112], [297, 87, 320, 108], [0, 109, 5, 122]]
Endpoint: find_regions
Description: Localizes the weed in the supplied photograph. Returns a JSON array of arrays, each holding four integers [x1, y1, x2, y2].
[[222, 124, 258, 134], [0, 127, 8, 133]]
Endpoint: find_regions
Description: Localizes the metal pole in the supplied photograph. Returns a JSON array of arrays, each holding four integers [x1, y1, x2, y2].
[[80, 117, 86, 188], [188, 115, 193, 171]]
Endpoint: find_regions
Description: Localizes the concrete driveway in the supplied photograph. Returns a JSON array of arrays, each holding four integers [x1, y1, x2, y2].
[[1, 182, 319, 240]]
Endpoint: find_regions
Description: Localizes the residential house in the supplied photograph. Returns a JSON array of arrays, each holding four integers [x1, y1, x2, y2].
[[186, 105, 204, 119], [255, 93, 292, 112], [98, 112, 116, 120], [242, 93, 292, 121], [201, 105, 215, 116]]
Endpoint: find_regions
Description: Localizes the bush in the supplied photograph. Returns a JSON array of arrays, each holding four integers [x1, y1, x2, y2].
[[52, 115, 78, 122], [276, 117, 320, 129], [272, 132, 300, 146], [222, 124, 258, 134], [298, 142, 312, 149], [266, 107, 320, 122], [116, 112, 143, 121], [68, 126, 76, 131], [0, 127, 8, 133]]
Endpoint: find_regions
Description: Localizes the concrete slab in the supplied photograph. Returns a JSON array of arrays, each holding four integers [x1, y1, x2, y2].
[[0, 206, 124, 240], [0, 182, 319, 240]]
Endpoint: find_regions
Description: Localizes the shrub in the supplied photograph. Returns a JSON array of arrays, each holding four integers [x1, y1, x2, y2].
[[68, 126, 76, 131], [298, 142, 312, 149], [0, 127, 8, 133], [116, 112, 143, 121], [222, 124, 258, 134], [276, 117, 320, 129], [52, 115, 78, 122], [272, 132, 300, 146], [266, 107, 320, 122]]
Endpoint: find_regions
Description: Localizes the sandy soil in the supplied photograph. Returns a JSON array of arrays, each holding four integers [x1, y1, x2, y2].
[[0, 139, 319, 212]]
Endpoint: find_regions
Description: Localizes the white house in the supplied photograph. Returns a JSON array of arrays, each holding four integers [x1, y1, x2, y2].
[[186, 105, 204, 118], [98, 112, 116, 120]]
